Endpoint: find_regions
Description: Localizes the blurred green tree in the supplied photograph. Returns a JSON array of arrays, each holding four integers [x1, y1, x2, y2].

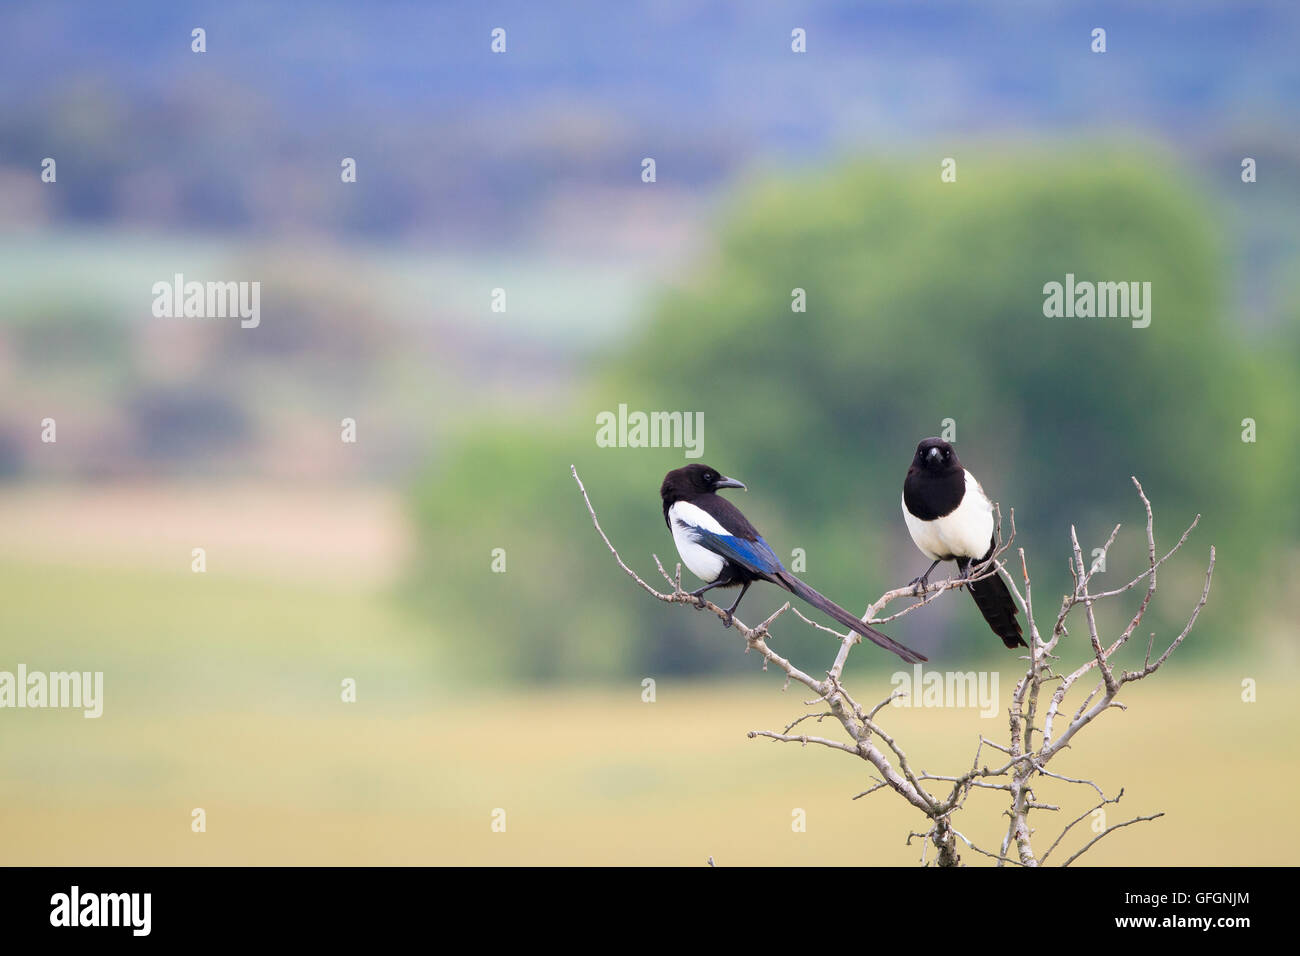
[[411, 149, 1298, 680]]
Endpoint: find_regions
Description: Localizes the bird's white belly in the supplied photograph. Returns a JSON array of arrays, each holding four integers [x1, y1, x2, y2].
[[901, 472, 995, 561], [671, 523, 725, 581], [669, 501, 726, 582], [903, 505, 954, 561]]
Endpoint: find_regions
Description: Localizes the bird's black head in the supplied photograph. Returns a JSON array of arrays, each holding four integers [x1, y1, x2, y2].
[[912, 437, 962, 475], [660, 463, 746, 503]]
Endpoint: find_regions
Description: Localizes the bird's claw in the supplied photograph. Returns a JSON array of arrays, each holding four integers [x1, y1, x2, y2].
[[908, 576, 928, 597], [721, 611, 734, 628]]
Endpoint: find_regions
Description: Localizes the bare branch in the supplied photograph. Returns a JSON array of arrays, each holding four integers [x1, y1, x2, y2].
[[572, 465, 672, 603], [746, 730, 860, 755], [1061, 812, 1166, 867], [574, 465, 1212, 867]]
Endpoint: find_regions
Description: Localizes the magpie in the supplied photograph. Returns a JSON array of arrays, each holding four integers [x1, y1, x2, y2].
[[901, 438, 1025, 649], [661, 463, 927, 663]]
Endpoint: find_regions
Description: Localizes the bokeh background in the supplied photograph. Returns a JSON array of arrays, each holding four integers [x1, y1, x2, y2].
[[2, 1, 1298, 865]]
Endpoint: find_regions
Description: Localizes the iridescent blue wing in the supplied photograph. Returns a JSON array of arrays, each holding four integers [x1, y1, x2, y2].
[[692, 529, 784, 576]]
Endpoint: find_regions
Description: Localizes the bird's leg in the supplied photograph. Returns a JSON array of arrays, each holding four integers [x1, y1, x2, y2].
[[720, 582, 751, 628], [688, 580, 726, 608], [909, 560, 941, 596], [954, 558, 972, 585]]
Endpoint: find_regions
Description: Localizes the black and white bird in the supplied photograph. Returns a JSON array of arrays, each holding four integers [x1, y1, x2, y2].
[[901, 438, 1025, 649], [661, 463, 926, 663]]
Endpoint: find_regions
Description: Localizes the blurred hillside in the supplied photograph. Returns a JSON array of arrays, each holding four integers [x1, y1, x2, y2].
[[4, 2, 1299, 249], [0, 234, 663, 481]]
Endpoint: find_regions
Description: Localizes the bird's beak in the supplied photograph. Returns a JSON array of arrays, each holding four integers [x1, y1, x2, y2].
[[715, 476, 747, 490], [926, 447, 941, 462]]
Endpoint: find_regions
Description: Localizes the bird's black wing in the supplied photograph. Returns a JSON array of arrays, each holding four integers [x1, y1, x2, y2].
[[685, 493, 785, 577], [692, 493, 764, 540], [691, 527, 785, 578]]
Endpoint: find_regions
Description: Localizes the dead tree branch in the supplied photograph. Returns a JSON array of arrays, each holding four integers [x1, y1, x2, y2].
[[572, 465, 1213, 866]]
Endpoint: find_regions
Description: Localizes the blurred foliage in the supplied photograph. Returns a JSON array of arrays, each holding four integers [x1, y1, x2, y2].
[[411, 149, 1300, 680]]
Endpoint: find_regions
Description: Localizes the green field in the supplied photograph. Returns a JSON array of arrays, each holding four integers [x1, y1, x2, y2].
[[2, 557, 1295, 866]]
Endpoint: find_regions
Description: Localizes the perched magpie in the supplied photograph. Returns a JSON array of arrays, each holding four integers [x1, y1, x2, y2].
[[901, 438, 1025, 649], [661, 463, 926, 663]]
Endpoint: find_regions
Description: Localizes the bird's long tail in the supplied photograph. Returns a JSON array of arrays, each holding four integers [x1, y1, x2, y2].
[[773, 571, 927, 663], [958, 558, 1025, 649]]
